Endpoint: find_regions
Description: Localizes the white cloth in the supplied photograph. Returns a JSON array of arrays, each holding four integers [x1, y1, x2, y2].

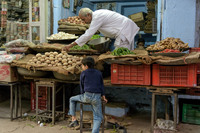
[[75, 9, 139, 50]]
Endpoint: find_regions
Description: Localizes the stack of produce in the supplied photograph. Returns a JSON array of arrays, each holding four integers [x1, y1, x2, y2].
[[144, 1, 157, 33], [27, 51, 83, 73], [47, 32, 78, 40], [146, 37, 189, 51], [58, 16, 89, 34], [111, 47, 135, 56]]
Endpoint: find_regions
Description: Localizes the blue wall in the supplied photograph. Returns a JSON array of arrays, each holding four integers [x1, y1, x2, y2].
[[161, 0, 196, 47]]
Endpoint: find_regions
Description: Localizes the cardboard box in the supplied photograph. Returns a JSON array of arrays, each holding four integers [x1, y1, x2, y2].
[[0, 64, 18, 82], [129, 12, 146, 22]]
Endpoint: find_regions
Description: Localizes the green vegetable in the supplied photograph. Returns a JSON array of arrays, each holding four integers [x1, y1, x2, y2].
[[70, 44, 92, 50], [90, 35, 101, 40], [111, 47, 136, 56]]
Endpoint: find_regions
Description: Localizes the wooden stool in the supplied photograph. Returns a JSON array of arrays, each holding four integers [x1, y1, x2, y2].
[[79, 101, 105, 133]]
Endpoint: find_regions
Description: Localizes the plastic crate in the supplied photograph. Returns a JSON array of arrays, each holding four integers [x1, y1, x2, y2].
[[152, 64, 197, 87], [182, 103, 200, 125], [189, 48, 200, 74], [30, 82, 47, 110], [111, 64, 151, 85]]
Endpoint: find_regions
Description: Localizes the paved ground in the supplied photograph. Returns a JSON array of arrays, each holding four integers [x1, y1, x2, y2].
[[1, 100, 200, 133]]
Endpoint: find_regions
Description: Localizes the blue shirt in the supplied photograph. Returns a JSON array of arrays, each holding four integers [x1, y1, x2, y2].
[[80, 68, 105, 96]]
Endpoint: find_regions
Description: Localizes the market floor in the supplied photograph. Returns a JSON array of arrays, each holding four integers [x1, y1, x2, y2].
[[0, 114, 200, 133], [1, 100, 200, 133]]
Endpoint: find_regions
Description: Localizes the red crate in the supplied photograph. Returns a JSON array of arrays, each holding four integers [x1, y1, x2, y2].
[[30, 82, 47, 110], [152, 64, 197, 87], [189, 48, 200, 74], [111, 64, 151, 85]]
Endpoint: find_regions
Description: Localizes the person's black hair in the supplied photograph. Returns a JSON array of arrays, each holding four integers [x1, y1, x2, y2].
[[81, 56, 95, 68], [137, 38, 145, 44]]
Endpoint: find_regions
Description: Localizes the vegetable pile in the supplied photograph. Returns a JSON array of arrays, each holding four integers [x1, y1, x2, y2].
[[155, 49, 180, 53], [70, 44, 92, 50], [27, 51, 83, 68], [146, 37, 189, 51], [111, 47, 135, 56]]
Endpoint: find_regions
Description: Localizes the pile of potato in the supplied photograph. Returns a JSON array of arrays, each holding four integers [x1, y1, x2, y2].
[[27, 51, 83, 69], [59, 16, 86, 25], [146, 37, 189, 51]]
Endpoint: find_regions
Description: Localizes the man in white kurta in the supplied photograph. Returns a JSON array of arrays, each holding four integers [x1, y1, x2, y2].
[[65, 8, 139, 50]]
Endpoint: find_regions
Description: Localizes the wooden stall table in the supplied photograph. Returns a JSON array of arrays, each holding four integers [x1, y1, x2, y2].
[[35, 80, 66, 125], [146, 86, 191, 133], [0, 82, 22, 120]]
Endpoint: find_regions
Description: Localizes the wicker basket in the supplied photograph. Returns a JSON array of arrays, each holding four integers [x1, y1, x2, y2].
[[17, 67, 48, 77], [53, 71, 80, 81]]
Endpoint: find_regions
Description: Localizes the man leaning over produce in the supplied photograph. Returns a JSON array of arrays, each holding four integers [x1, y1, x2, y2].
[[63, 8, 139, 51]]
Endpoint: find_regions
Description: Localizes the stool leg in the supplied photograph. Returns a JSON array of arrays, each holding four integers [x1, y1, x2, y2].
[[80, 103, 83, 133], [52, 86, 56, 125], [174, 93, 178, 129], [36, 84, 39, 122], [10, 85, 13, 121], [63, 86, 65, 120], [19, 84, 22, 118], [15, 85, 18, 118], [102, 102, 105, 133], [151, 93, 156, 133]]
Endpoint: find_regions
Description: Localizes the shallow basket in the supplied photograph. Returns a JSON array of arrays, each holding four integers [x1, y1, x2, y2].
[[17, 67, 48, 77], [53, 71, 80, 81]]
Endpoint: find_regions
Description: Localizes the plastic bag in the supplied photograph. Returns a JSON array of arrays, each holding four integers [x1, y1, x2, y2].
[[0, 54, 24, 63], [4, 39, 35, 48]]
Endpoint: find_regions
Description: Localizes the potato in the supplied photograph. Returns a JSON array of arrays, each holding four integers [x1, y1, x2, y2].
[[33, 59, 38, 62], [43, 63, 47, 66], [36, 53, 42, 57], [57, 63, 62, 66], [41, 55, 45, 58], [44, 56, 48, 59], [45, 52, 50, 56], [63, 62, 68, 66], [48, 64, 52, 67], [58, 57, 62, 61], [68, 61, 72, 65], [49, 54, 54, 57], [53, 52, 58, 55], [62, 59, 67, 63], [45, 60, 50, 64], [37, 57, 41, 60], [72, 63, 76, 66], [72, 59, 76, 63], [50, 52, 54, 54], [49, 57, 55, 61], [55, 60, 59, 63], [51, 61, 55, 65], [36, 61, 41, 64], [57, 54, 62, 58], [62, 55, 67, 59]]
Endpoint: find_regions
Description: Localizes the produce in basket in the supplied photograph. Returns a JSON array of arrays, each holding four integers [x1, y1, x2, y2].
[[47, 32, 78, 40], [70, 44, 92, 50], [111, 47, 135, 56], [27, 51, 83, 70], [146, 37, 189, 51], [155, 49, 180, 53]]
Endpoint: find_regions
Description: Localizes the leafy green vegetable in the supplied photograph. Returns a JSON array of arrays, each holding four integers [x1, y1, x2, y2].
[[111, 47, 135, 56], [70, 44, 92, 50], [90, 35, 101, 40]]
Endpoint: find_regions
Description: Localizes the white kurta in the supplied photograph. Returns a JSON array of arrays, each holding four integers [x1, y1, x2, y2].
[[75, 9, 139, 50]]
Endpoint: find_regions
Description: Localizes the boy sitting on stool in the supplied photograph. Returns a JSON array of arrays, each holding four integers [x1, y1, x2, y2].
[[68, 56, 108, 133]]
